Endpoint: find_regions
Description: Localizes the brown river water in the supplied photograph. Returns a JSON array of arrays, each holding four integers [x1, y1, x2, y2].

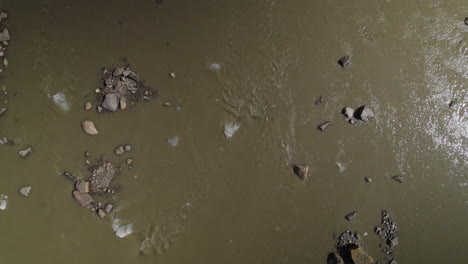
[[0, 0, 467, 263]]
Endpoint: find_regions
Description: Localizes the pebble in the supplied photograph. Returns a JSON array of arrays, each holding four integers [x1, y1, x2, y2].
[[345, 211, 357, 221], [126, 158, 133, 166], [82, 120, 99, 135], [84, 102, 92, 110], [97, 208, 106, 218], [124, 144, 132, 152], [169, 72, 176, 78], [97, 105, 103, 113], [114, 145, 124, 155], [19, 185, 32, 197], [163, 101, 171, 107], [119, 97, 127, 110], [364, 177, 372, 183], [293, 164, 309, 181], [317, 121, 331, 131], [84, 151, 90, 158], [18, 146, 32, 158], [94, 88, 101, 93]]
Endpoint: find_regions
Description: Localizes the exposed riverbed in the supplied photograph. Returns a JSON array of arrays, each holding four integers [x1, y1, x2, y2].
[[0, 0, 467, 263]]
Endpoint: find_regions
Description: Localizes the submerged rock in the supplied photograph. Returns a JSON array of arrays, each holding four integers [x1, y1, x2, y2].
[[124, 144, 132, 152], [52, 92, 71, 112], [293, 164, 309, 181], [102, 93, 119, 112], [355, 105, 374, 122], [19, 185, 32, 197], [350, 246, 374, 264], [18, 146, 32, 158], [72, 190, 93, 207], [0, 194, 7, 210], [115, 223, 133, 238], [104, 203, 114, 213], [327, 252, 344, 264], [224, 122, 240, 138], [84, 102, 92, 110], [82, 120, 99, 135], [338, 55, 351, 68]]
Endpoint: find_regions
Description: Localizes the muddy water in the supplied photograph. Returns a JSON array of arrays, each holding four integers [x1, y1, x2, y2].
[[0, 0, 467, 263]]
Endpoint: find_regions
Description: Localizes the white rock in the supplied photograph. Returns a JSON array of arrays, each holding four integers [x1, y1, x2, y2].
[[52, 92, 71, 111], [0, 194, 7, 210], [115, 224, 133, 238], [82, 120, 99, 135], [224, 122, 240, 138], [19, 185, 32, 197], [343, 107, 354, 119]]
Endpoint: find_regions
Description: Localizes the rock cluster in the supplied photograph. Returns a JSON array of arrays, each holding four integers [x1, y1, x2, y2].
[[342, 105, 375, 125], [328, 230, 374, 264], [96, 66, 155, 113], [375, 210, 399, 255]]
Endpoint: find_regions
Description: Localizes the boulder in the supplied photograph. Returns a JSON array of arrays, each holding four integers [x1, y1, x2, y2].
[[350, 246, 374, 264], [82, 120, 99, 135], [355, 105, 374, 122], [102, 93, 119, 112], [18, 146, 32, 158], [84, 102, 92, 110], [327, 252, 344, 264], [72, 191, 93, 207], [338, 55, 351, 68], [293, 164, 309, 181]]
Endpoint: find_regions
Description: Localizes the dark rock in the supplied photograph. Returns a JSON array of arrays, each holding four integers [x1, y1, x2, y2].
[[355, 105, 374, 122], [392, 175, 403, 183], [318, 121, 331, 131], [338, 55, 351, 68], [84, 151, 90, 158], [104, 203, 114, 213], [113, 67, 124, 77], [72, 190, 93, 207], [102, 93, 119, 112], [364, 177, 372, 183], [122, 69, 131, 77], [345, 211, 357, 221], [97, 208, 106, 218], [0, 107, 6, 116], [18, 146, 32, 158], [114, 145, 124, 155], [19, 185, 32, 197], [327, 252, 344, 264], [293, 164, 309, 180]]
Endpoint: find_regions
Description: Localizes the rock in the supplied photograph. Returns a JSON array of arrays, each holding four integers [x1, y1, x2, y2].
[[389, 259, 398, 264], [97, 208, 106, 218], [113, 67, 124, 76], [3, 58, 7, 68], [293, 164, 309, 181], [169, 72, 176, 78], [63, 171, 78, 182], [75, 180, 89, 193], [72, 191, 93, 207], [124, 144, 132, 152], [0, 29, 10, 42], [114, 145, 124, 155], [0, 107, 6, 116], [94, 88, 101, 93], [327, 252, 345, 264], [338, 55, 351, 68], [317, 121, 331, 131], [364, 177, 372, 183], [342, 107, 354, 119], [350, 246, 374, 264], [119, 97, 127, 110], [82, 120, 99, 135], [345, 211, 357, 221], [84, 151, 90, 158], [97, 105, 103, 113], [355, 105, 374, 122], [126, 158, 133, 166], [18, 146, 32, 158], [465, 17, 468, 26], [104, 203, 114, 213], [122, 69, 131, 77], [19, 185, 32, 197], [0, 11, 8, 21], [388, 237, 399, 247], [84, 102, 92, 110], [102, 93, 119, 112], [315, 96, 323, 105], [128, 72, 140, 82], [163, 101, 171, 107], [392, 175, 403, 183]]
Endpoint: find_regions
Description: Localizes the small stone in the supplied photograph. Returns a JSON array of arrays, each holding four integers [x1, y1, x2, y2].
[[2, 41, 7, 46], [19, 185, 32, 197], [293, 164, 309, 181], [97, 208, 106, 218], [113, 67, 124, 76], [338, 55, 351, 68], [315, 96, 323, 105], [126, 158, 133, 166], [104, 203, 114, 213], [18, 146, 32, 158], [82, 120, 99, 135], [122, 69, 131, 77], [389, 259, 398, 264], [0, 107, 6, 116], [342, 107, 355, 119], [102, 93, 119, 112], [0, 51, 3, 57], [317, 121, 331, 131], [84, 151, 90, 158], [119, 97, 127, 110], [75, 180, 89, 193], [3, 58, 7, 68], [97, 105, 103, 113], [72, 191, 94, 207], [85, 159, 90, 165], [114, 145, 124, 155], [124, 144, 132, 152], [94, 88, 101, 93], [163, 101, 171, 107], [84, 102, 92, 110], [364, 177, 372, 183], [355, 105, 374, 122], [0, 29, 10, 42], [169, 72, 176, 78], [350, 246, 374, 264], [327, 252, 345, 264], [345, 211, 357, 221], [392, 175, 403, 183]]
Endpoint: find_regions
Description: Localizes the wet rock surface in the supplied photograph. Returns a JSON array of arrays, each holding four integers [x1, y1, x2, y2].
[[375, 210, 399, 255]]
